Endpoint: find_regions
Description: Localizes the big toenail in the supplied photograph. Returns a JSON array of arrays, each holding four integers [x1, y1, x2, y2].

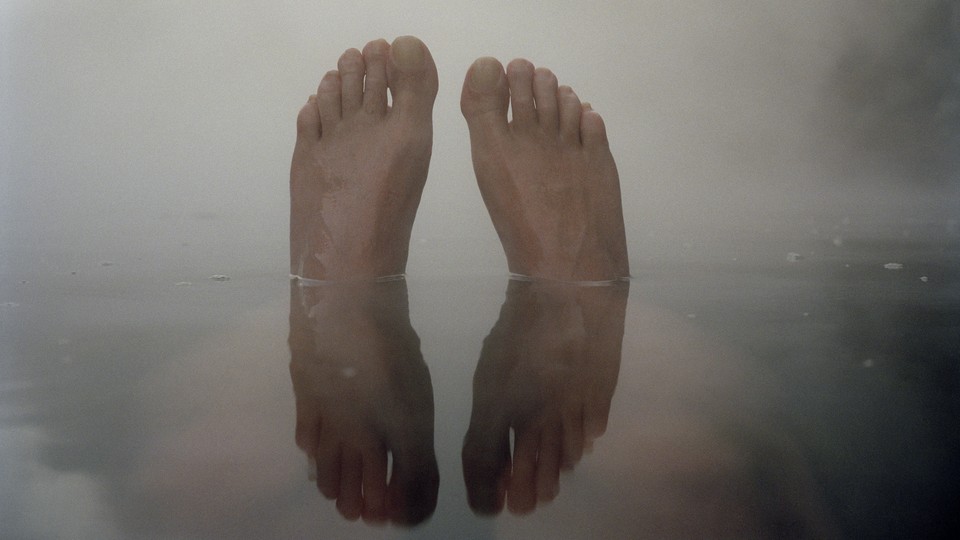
[[470, 58, 501, 92], [391, 36, 425, 70]]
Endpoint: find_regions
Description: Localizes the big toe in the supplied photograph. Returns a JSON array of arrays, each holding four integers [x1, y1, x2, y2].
[[386, 36, 438, 120], [460, 57, 509, 132], [386, 449, 439, 526]]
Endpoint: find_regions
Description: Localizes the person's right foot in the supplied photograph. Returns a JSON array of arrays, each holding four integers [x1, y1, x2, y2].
[[460, 57, 629, 281]]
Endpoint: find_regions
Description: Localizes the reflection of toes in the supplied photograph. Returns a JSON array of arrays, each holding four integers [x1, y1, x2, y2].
[[462, 427, 510, 515], [315, 441, 341, 500], [561, 404, 585, 469], [508, 429, 539, 515], [387, 452, 440, 526], [336, 447, 363, 521], [361, 446, 388, 524], [536, 427, 562, 503]]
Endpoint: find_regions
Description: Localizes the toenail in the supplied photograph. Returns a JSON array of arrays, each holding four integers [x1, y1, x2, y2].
[[470, 58, 502, 93], [391, 36, 425, 70]]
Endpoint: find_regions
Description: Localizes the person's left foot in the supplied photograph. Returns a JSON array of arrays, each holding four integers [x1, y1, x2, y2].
[[290, 36, 438, 280]]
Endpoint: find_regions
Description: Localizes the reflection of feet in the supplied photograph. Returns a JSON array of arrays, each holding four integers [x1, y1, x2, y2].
[[289, 280, 438, 525], [461, 57, 629, 281], [462, 279, 629, 515], [290, 36, 438, 280]]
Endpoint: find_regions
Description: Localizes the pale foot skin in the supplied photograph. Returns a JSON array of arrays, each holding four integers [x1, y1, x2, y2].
[[290, 36, 438, 280], [289, 280, 438, 526], [461, 57, 629, 281], [462, 279, 629, 515]]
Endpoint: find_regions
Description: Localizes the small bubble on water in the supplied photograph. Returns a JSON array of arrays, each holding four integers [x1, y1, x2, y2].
[[920, 276, 929, 283], [883, 263, 904, 270]]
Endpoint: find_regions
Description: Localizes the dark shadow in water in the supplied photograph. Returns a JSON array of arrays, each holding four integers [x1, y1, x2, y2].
[[462, 278, 629, 516], [288, 278, 438, 526]]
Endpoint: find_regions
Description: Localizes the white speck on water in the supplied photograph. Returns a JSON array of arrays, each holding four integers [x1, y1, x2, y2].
[[832, 236, 843, 247], [862, 359, 875, 368], [209, 275, 231, 281], [883, 263, 904, 270], [176, 281, 193, 287], [341, 367, 357, 378], [920, 276, 929, 282], [787, 252, 803, 262]]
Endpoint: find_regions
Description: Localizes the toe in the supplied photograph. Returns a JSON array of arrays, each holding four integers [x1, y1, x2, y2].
[[507, 429, 539, 515], [460, 57, 509, 134], [506, 59, 537, 129], [361, 446, 388, 524], [558, 85, 583, 146], [560, 404, 585, 469], [533, 67, 559, 133], [387, 449, 439, 526], [462, 425, 510, 515], [386, 36, 438, 121], [536, 428, 561, 503], [337, 48, 365, 117], [315, 440, 341, 500], [362, 39, 389, 116], [296, 95, 321, 144], [316, 70, 342, 129], [337, 447, 363, 521], [580, 109, 610, 148]]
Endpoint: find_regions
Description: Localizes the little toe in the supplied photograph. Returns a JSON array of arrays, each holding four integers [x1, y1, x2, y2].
[[316, 70, 342, 129], [558, 85, 583, 146], [580, 108, 610, 148], [460, 57, 510, 133], [506, 59, 537, 129], [386, 36, 438, 121], [337, 48, 365, 117], [532, 67, 559, 133], [361, 39, 389, 116], [295, 96, 321, 143]]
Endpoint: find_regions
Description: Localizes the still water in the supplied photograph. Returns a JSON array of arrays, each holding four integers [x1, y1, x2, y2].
[[1, 193, 957, 538]]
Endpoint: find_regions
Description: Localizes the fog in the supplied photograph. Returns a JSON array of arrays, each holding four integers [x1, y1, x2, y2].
[[1, 0, 958, 275]]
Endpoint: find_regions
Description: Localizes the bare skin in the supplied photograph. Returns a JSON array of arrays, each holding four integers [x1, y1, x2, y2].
[[290, 36, 438, 280], [460, 57, 629, 281]]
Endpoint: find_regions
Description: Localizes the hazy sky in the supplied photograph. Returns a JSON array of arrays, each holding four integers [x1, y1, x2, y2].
[[2, 1, 957, 273]]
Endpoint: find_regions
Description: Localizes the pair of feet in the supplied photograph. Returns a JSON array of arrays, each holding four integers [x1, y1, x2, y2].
[[290, 36, 629, 282]]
